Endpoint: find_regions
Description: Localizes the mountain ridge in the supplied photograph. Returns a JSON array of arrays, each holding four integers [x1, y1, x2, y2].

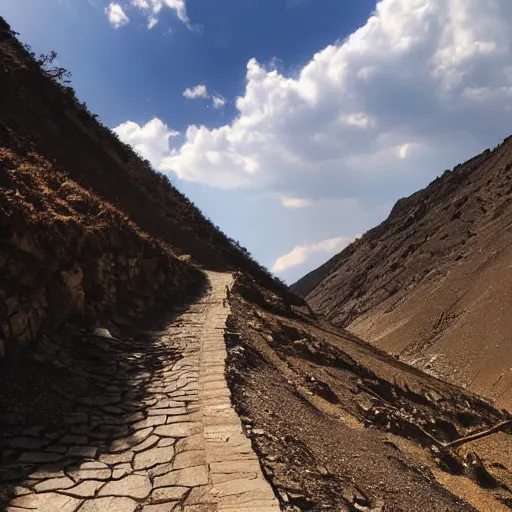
[[292, 136, 512, 408]]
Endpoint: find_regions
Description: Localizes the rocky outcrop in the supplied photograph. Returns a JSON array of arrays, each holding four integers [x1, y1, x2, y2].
[[0, 148, 203, 358]]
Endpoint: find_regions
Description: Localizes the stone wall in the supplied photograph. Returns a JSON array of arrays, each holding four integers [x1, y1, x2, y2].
[[0, 149, 203, 358]]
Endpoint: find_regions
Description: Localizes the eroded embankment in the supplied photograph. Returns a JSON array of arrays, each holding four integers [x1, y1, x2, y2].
[[226, 272, 512, 512]]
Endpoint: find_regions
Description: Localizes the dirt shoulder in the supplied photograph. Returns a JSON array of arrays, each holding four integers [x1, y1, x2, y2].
[[226, 273, 512, 511]]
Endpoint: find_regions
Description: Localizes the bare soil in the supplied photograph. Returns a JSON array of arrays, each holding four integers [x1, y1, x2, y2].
[[228, 273, 512, 511], [293, 139, 512, 408]]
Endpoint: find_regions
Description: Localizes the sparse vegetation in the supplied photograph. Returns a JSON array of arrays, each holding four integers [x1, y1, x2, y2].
[[37, 50, 72, 85]]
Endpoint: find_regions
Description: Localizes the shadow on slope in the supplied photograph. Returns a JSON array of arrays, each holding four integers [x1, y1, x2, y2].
[[0, 282, 206, 509]]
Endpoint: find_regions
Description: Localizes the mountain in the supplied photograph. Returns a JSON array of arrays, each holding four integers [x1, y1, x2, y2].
[[0, 16, 289, 357], [293, 136, 512, 409], [2, 17, 512, 512]]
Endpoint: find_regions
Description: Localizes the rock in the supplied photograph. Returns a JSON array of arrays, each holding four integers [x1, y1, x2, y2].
[[77, 496, 138, 512], [18, 451, 64, 463], [68, 461, 112, 482], [317, 466, 329, 476], [149, 486, 189, 504], [173, 450, 206, 470], [154, 465, 209, 488], [98, 474, 152, 499], [111, 463, 133, 480], [61, 266, 84, 311], [61, 480, 106, 498], [67, 446, 98, 458], [34, 476, 75, 492], [467, 451, 500, 488], [154, 422, 201, 438], [93, 327, 114, 339], [426, 390, 443, 403], [10, 492, 83, 512], [142, 504, 180, 512], [0, 338, 5, 358], [133, 446, 174, 470]]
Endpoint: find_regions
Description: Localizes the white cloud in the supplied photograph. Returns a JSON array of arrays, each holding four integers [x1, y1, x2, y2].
[[113, 118, 179, 166], [212, 95, 226, 109], [183, 84, 209, 99], [394, 142, 417, 159], [132, 0, 189, 28], [280, 196, 312, 209], [272, 237, 353, 273], [340, 113, 374, 129], [116, 0, 511, 193], [114, 0, 512, 258], [182, 87, 226, 109], [148, 16, 159, 29], [105, 3, 130, 28]]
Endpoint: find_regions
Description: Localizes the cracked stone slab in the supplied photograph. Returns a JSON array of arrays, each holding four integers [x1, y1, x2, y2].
[[155, 422, 202, 438], [76, 496, 138, 512], [10, 492, 83, 512], [149, 485, 189, 503], [99, 474, 152, 499], [34, 476, 76, 492], [154, 465, 209, 488], [68, 461, 112, 482], [133, 445, 175, 470], [142, 504, 180, 512], [60, 480, 106, 498]]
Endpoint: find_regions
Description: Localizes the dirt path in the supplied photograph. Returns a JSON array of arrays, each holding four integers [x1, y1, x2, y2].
[[2, 272, 279, 512]]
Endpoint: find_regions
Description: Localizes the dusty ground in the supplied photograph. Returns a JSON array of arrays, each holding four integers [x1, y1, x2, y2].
[[227, 273, 512, 511], [292, 139, 512, 408]]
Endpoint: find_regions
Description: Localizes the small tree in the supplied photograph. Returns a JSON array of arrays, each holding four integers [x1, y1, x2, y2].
[[37, 51, 72, 85]]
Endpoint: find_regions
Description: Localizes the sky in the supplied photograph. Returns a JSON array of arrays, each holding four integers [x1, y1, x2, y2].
[[3, 0, 512, 283]]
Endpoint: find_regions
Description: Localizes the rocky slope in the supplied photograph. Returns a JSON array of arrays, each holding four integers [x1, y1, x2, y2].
[[228, 273, 512, 511], [0, 143, 207, 353], [293, 137, 512, 408], [0, 16, 284, 358]]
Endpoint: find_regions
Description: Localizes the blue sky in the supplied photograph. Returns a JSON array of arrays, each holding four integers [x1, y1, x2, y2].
[[3, 0, 512, 282]]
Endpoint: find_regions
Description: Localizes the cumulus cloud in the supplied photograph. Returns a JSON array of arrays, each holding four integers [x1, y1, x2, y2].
[[113, 118, 179, 166], [113, 0, 512, 277], [105, 3, 130, 28], [272, 237, 353, 272], [393, 142, 419, 160], [212, 95, 226, 109], [132, 0, 189, 28], [280, 196, 312, 209], [183, 86, 226, 109], [183, 84, 209, 99], [115, 0, 512, 192]]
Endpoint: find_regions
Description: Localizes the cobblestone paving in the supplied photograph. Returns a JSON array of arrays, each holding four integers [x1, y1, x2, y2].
[[1, 272, 280, 511]]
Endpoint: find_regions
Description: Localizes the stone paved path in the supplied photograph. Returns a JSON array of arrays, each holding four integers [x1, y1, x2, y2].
[[2, 272, 280, 512]]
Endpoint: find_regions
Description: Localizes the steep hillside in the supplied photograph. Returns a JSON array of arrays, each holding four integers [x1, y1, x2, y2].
[[293, 137, 512, 408], [227, 273, 512, 511], [0, 146, 202, 357], [0, 16, 291, 355], [0, 17, 283, 286]]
